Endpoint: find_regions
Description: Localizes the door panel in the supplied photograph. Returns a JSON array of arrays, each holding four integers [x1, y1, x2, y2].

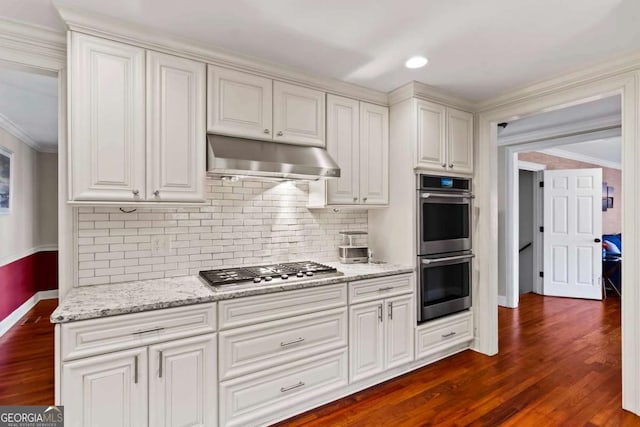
[[326, 95, 359, 204], [543, 168, 602, 299], [416, 100, 446, 170], [149, 334, 217, 427], [349, 301, 384, 382], [273, 81, 325, 146], [447, 108, 473, 174], [385, 295, 414, 369], [207, 66, 273, 139], [147, 51, 206, 202], [360, 102, 389, 205]]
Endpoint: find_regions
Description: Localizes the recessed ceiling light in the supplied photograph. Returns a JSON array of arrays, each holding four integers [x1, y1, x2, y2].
[[405, 56, 429, 69]]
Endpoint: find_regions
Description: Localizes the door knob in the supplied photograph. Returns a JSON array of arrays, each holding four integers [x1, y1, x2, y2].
[[594, 238, 601, 243], [263, 129, 270, 134], [153, 190, 160, 197], [132, 189, 139, 196], [277, 131, 284, 136], [449, 163, 454, 168], [441, 163, 446, 168]]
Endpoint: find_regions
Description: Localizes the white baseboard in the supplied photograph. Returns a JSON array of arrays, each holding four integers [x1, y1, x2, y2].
[[498, 295, 508, 307], [0, 289, 58, 338]]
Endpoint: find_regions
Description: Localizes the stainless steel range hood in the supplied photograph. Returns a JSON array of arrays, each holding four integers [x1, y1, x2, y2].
[[207, 134, 341, 181]]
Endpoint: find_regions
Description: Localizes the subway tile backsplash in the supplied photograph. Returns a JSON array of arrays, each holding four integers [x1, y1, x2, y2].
[[75, 179, 368, 286]]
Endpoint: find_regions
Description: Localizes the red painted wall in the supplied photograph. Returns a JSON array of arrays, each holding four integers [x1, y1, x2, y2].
[[0, 251, 58, 321]]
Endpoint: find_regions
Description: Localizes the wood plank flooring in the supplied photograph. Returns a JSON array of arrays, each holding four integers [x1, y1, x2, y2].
[[0, 295, 638, 426], [276, 294, 640, 426], [0, 299, 56, 405]]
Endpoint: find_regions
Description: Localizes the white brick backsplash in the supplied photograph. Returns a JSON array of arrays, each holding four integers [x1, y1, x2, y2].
[[75, 179, 368, 285]]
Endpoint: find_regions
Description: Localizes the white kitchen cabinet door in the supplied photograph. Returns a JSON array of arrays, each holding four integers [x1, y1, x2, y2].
[[149, 334, 217, 427], [349, 300, 385, 382], [326, 95, 360, 204], [416, 100, 447, 171], [207, 66, 273, 140], [70, 33, 146, 201], [62, 347, 147, 427], [273, 81, 325, 147], [359, 102, 389, 205], [384, 294, 414, 370], [447, 108, 474, 174], [147, 51, 206, 202]]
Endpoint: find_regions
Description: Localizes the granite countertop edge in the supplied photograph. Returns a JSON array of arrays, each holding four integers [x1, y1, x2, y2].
[[51, 264, 415, 324]]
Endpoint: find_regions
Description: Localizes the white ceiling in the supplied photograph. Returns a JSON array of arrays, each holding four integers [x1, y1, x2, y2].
[[548, 137, 621, 167], [0, 67, 58, 151], [2, 0, 640, 101]]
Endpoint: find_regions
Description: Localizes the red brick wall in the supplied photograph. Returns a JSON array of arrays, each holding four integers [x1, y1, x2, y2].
[[518, 152, 621, 234]]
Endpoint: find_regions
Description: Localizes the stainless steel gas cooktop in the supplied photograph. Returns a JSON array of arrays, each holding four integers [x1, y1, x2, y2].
[[199, 261, 342, 287]]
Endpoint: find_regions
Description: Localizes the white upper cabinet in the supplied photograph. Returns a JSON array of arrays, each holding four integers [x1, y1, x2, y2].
[[447, 108, 474, 174], [360, 102, 389, 205], [326, 95, 360, 205], [416, 100, 473, 174], [207, 66, 273, 140], [416, 100, 447, 171], [147, 51, 206, 202], [70, 33, 146, 201], [273, 81, 325, 147]]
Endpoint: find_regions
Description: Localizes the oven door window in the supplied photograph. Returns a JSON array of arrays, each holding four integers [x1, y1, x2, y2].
[[421, 261, 470, 306], [422, 200, 470, 243]]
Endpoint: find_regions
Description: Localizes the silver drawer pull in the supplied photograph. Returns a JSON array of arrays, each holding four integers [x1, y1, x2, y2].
[[133, 327, 165, 335], [378, 286, 394, 292], [134, 355, 138, 384], [280, 381, 305, 393], [441, 332, 457, 338], [280, 337, 305, 347]]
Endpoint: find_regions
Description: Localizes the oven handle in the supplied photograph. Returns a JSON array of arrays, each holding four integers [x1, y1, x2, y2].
[[420, 192, 474, 199], [421, 254, 475, 265]]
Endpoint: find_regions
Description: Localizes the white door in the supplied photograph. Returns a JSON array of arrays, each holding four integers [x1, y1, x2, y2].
[[273, 81, 325, 147], [447, 108, 474, 174], [70, 33, 146, 201], [207, 65, 273, 140], [149, 334, 217, 427], [349, 300, 384, 382], [360, 102, 389, 205], [384, 295, 414, 369], [543, 168, 603, 299], [63, 347, 147, 427], [326, 95, 360, 204], [147, 51, 206, 202], [416, 100, 446, 171]]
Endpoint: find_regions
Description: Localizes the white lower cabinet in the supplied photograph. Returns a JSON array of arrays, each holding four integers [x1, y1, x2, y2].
[[63, 347, 148, 427], [149, 334, 217, 427], [349, 294, 414, 383], [415, 310, 473, 360]]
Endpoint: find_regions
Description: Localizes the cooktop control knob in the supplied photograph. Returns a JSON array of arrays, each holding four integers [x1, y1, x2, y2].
[[306, 271, 314, 276], [265, 276, 273, 281], [253, 277, 262, 283], [296, 272, 304, 278], [281, 274, 289, 279]]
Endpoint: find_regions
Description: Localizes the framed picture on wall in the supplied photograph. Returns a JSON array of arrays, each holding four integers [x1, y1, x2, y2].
[[0, 146, 12, 214]]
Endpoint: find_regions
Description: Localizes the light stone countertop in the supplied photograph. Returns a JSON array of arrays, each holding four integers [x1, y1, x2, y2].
[[51, 262, 414, 323]]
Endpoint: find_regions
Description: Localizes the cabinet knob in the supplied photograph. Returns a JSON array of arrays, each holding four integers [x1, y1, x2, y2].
[[363, 197, 368, 202], [449, 163, 454, 168], [132, 189, 139, 196], [264, 129, 270, 134], [277, 131, 284, 136], [441, 163, 446, 168], [153, 190, 160, 197], [353, 197, 358, 202]]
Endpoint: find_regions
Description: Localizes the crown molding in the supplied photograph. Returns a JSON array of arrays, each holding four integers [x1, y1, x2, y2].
[[388, 81, 475, 111], [0, 18, 66, 71], [541, 147, 621, 170], [476, 51, 640, 112], [53, 1, 389, 106], [0, 112, 57, 153]]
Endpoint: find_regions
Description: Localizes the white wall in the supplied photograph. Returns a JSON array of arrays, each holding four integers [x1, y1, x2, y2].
[[75, 179, 368, 286], [0, 128, 57, 265], [518, 170, 534, 294]]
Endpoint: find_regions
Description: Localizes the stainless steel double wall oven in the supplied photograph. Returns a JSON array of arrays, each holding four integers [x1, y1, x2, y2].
[[417, 174, 474, 322]]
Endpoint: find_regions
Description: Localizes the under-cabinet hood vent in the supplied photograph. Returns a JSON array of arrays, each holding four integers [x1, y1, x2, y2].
[[207, 134, 341, 181]]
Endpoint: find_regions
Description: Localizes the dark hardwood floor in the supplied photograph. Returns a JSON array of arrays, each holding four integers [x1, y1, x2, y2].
[[277, 293, 640, 426], [1, 295, 638, 426], [0, 299, 57, 405]]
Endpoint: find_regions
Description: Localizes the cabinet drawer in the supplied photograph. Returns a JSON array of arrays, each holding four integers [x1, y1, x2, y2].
[[61, 303, 217, 361], [219, 307, 347, 381], [349, 274, 413, 304], [219, 348, 348, 427], [415, 311, 473, 360], [218, 283, 347, 330]]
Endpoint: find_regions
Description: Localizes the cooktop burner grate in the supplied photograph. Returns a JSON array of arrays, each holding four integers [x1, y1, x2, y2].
[[199, 261, 338, 287]]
